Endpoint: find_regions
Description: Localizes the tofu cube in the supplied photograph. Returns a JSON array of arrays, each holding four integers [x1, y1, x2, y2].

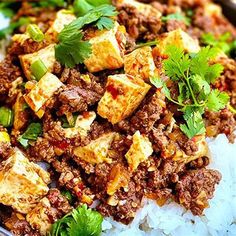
[[64, 111, 96, 138], [26, 197, 52, 236], [125, 131, 153, 171], [73, 132, 116, 164], [45, 10, 76, 42], [19, 44, 56, 80], [97, 74, 151, 124], [24, 72, 63, 117], [84, 22, 126, 73], [157, 29, 200, 54], [173, 135, 208, 163], [124, 46, 159, 81], [0, 148, 50, 214], [204, 3, 222, 17]]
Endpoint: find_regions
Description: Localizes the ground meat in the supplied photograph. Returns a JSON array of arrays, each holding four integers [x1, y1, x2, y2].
[[97, 180, 143, 224], [0, 56, 22, 102], [213, 57, 236, 107], [166, 19, 187, 32], [116, 4, 162, 40], [175, 168, 221, 215], [8, 39, 48, 57], [193, 7, 236, 39], [11, 220, 40, 236], [117, 91, 165, 134], [28, 137, 56, 162], [0, 141, 13, 161], [46, 189, 72, 223], [205, 109, 236, 142], [57, 84, 104, 116]]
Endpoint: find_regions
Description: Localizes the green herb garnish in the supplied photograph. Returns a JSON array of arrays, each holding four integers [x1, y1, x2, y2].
[[30, 59, 47, 81], [50, 204, 103, 236], [18, 123, 42, 148], [55, 4, 117, 68], [73, 0, 111, 16], [26, 24, 44, 42], [151, 46, 230, 139], [162, 12, 191, 26]]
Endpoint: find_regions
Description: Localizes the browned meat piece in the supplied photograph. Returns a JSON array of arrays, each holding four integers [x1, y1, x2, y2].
[[46, 188, 72, 223], [205, 109, 236, 143], [117, 91, 165, 134], [97, 180, 143, 224], [166, 19, 187, 32], [11, 220, 40, 236], [175, 168, 221, 215], [116, 4, 162, 40], [0, 56, 22, 102], [213, 57, 236, 108], [0, 142, 13, 161], [8, 39, 48, 56], [193, 6, 236, 39], [57, 85, 104, 116]]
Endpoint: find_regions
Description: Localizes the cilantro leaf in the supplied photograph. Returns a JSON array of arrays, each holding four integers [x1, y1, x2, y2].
[[51, 205, 103, 236], [150, 77, 171, 99], [156, 45, 229, 139], [55, 31, 92, 68], [18, 123, 42, 148], [73, 0, 111, 16], [206, 89, 230, 112], [163, 46, 190, 81], [56, 4, 117, 68], [180, 110, 206, 139], [162, 12, 191, 26]]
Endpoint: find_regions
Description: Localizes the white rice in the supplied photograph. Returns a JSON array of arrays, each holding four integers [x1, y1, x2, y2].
[[102, 134, 236, 236], [0, 13, 235, 236]]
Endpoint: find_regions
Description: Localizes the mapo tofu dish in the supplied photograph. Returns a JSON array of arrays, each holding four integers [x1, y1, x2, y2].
[[0, 0, 236, 235]]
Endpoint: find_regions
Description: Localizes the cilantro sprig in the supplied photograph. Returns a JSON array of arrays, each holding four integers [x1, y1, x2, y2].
[[55, 4, 117, 68], [50, 204, 103, 236], [151, 46, 230, 139]]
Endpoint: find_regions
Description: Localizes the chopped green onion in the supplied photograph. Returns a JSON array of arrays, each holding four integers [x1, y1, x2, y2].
[[0, 107, 14, 128], [26, 24, 44, 42], [30, 59, 47, 81]]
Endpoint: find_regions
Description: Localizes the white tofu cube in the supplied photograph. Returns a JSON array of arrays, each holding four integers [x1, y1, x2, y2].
[[84, 22, 126, 73], [64, 111, 96, 138], [157, 29, 200, 54], [74, 132, 117, 164], [125, 131, 153, 171], [24, 72, 63, 117], [26, 197, 52, 236], [19, 44, 56, 80], [204, 3, 222, 17], [124, 46, 159, 81], [45, 10, 76, 42], [97, 74, 151, 124], [0, 148, 50, 214]]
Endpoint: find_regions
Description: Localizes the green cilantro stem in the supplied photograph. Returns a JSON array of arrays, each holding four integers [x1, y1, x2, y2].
[[0, 107, 14, 128], [228, 104, 236, 114], [135, 40, 158, 49]]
